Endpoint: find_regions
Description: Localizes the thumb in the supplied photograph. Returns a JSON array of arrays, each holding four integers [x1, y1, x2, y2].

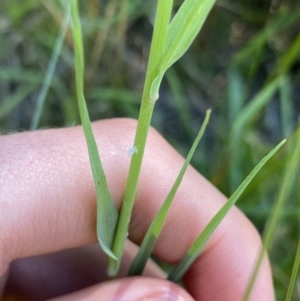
[[48, 277, 195, 301]]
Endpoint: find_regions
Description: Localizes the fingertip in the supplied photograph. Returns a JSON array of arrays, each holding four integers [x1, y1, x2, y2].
[[48, 277, 195, 301]]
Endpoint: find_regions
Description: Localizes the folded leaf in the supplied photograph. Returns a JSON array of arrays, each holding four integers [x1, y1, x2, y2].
[[71, 0, 118, 261], [150, 0, 216, 99], [164, 0, 216, 71]]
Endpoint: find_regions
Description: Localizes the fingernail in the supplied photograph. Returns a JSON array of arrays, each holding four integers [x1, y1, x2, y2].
[[146, 291, 188, 301]]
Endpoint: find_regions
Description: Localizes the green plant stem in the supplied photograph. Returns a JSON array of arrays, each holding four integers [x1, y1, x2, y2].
[[107, 0, 173, 277], [128, 110, 211, 276]]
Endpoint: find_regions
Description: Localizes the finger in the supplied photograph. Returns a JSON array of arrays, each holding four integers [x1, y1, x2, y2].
[[0, 118, 274, 301], [0, 271, 8, 297], [47, 277, 195, 301], [3, 241, 165, 300]]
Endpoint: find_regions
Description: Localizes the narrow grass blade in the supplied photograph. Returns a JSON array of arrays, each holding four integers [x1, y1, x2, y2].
[[285, 237, 300, 301], [277, 32, 300, 76], [128, 110, 211, 276], [229, 76, 283, 192], [227, 68, 245, 124], [30, 1, 70, 130], [285, 234, 300, 301], [243, 128, 300, 301], [234, 9, 300, 66], [168, 139, 286, 283], [0, 69, 45, 84], [226, 69, 245, 192], [150, 0, 216, 99], [166, 69, 194, 138], [107, 0, 174, 277], [232, 76, 283, 137], [164, 0, 215, 71], [280, 76, 293, 138], [116, 0, 128, 46], [71, 0, 118, 260], [85, 0, 117, 88]]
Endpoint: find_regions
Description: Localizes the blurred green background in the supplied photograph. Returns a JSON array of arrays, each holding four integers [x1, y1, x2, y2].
[[0, 0, 299, 299]]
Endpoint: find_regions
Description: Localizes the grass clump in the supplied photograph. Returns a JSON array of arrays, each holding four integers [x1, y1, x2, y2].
[[71, 0, 288, 290], [1, 0, 300, 299]]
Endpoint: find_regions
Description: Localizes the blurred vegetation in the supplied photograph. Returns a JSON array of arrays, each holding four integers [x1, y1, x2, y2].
[[0, 0, 299, 299]]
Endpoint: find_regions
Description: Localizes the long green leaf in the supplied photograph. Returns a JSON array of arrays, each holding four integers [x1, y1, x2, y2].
[[166, 69, 194, 138], [128, 110, 211, 276], [164, 0, 215, 71], [71, 0, 118, 260], [107, 0, 174, 277], [285, 237, 300, 301], [277, 32, 300, 76], [232, 76, 283, 137], [229, 76, 283, 192], [243, 127, 300, 301], [168, 139, 286, 283], [234, 9, 300, 66], [150, 0, 216, 99], [280, 76, 293, 138], [0, 68, 46, 84], [227, 68, 245, 124]]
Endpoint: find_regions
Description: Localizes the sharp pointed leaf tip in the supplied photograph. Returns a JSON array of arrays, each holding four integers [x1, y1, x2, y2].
[[99, 236, 118, 261]]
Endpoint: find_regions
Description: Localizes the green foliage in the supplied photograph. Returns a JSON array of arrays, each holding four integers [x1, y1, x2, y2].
[[150, 0, 215, 100], [243, 127, 300, 301], [1, 0, 300, 299], [107, 0, 174, 277], [128, 110, 211, 276], [285, 238, 300, 301], [71, 0, 118, 260], [169, 139, 286, 283], [108, 0, 217, 277]]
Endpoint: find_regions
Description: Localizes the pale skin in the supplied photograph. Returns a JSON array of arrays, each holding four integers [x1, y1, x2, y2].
[[0, 118, 275, 301]]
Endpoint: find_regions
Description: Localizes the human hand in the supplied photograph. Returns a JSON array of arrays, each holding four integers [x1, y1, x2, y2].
[[0, 118, 275, 301]]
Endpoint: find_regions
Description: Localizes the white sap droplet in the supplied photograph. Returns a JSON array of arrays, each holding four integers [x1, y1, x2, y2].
[[150, 92, 159, 103], [127, 146, 138, 157]]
